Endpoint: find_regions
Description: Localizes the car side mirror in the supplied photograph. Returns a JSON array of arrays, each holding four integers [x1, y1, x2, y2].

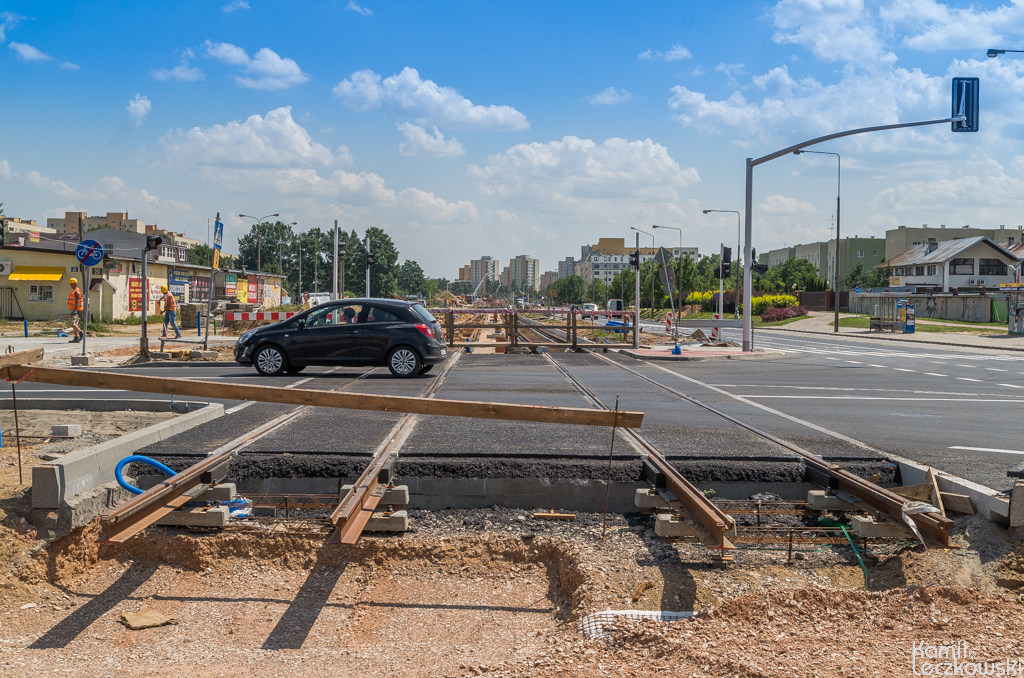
[[296, 319, 306, 329]]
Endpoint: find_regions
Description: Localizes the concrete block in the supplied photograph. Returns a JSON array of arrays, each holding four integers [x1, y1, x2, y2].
[[1011, 482, 1024, 528], [807, 490, 856, 512], [635, 488, 670, 510], [195, 483, 237, 502], [156, 506, 230, 528], [341, 484, 408, 505], [51, 424, 82, 437], [70, 355, 95, 366], [151, 352, 172, 359], [169, 350, 187, 359], [654, 513, 698, 539], [31, 465, 61, 509], [849, 515, 910, 539], [364, 510, 409, 533], [189, 350, 219, 359]]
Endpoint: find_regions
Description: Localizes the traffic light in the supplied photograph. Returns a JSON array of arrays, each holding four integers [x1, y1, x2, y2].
[[145, 235, 162, 251], [628, 249, 640, 269], [720, 247, 732, 279], [365, 251, 375, 267], [751, 248, 757, 262]]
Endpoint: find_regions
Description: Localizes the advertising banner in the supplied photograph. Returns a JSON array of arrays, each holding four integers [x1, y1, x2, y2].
[[128, 277, 143, 312], [247, 275, 258, 304], [189, 275, 211, 302], [169, 269, 189, 303], [225, 273, 237, 296], [236, 277, 248, 303]]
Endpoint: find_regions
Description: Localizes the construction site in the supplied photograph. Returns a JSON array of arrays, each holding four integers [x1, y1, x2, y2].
[[1, 309, 1023, 677]]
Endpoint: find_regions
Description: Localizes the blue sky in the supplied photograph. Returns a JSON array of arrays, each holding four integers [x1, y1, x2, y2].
[[2, 0, 1024, 276]]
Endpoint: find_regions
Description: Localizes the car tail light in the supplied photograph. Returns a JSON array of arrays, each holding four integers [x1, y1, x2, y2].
[[415, 323, 434, 338]]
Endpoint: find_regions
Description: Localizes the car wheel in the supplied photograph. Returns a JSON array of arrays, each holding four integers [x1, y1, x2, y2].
[[285, 365, 306, 374], [387, 346, 421, 378], [254, 345, 288, 376], [418, 364, 433, 375]]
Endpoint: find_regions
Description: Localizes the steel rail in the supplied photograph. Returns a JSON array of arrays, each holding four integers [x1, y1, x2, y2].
[[98, 366, 380, 543], [585, 351, 954, 547], [327, 349, 464, 545], [538, 351, 736, 556]]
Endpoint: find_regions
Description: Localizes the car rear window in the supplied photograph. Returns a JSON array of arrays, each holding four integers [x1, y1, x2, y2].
[[410, 304, 436, 323]]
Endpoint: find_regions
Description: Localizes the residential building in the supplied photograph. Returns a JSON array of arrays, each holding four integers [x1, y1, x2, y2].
[[885, 236, 1020, 292], [556, 257, 575, 279], [470, 256, 499, 289], [47, 211, 148, 236], [576, 237, 698, 285], [794, 242, 829, 275], [765, 236, 885, 284], [885, 224, 1015, 260], [146, 225, 202, 249], [540, 270, 556, 288], [508, 254, 540, 291], [765, 246, 795, 268]]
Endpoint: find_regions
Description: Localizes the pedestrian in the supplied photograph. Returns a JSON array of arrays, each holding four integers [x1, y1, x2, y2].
[[66, 277, 84, 343], [301, 292, 313, 310], [160, 285, 182, 339]]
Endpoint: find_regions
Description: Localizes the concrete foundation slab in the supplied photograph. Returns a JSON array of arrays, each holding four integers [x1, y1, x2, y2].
[[195, 484, 237, 502], [807, 490, 856, 512], [70, 355, 96, 366], [1010, 482, 1024, 529], [654, 513, 698, 539], [635, 488, 669, 510], [849, 515, 910, 539], [156, 506, 229, 528], [364, 509, 408, 533], [341, 484, 408, 505]]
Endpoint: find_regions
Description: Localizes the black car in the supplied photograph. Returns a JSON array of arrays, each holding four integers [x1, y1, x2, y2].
[[234, 298, 448, 377]]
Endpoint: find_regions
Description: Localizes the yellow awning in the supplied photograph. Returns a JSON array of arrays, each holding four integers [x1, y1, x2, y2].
[[8, 266, 65, 282]]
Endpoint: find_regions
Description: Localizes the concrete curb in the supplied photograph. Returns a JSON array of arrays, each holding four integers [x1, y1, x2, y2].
[[112, 361, 239, 368], [616, 348, 787, 362], [31, 402, 225, 534], [759, 325, 1024, 352], [0, 398, 208, 413]]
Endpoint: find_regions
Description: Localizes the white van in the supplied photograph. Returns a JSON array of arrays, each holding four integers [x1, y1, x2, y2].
[[606, 299, 624, 315]]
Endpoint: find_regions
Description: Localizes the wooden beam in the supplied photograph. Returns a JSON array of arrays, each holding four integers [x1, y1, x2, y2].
[[0, 347, 44, 369], [940, 492, 974, 515], [0, 365, 643, 429], [928, 467, 946, 518]]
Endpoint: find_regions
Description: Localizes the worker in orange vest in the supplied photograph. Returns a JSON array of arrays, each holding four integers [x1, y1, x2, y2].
[[67, 278, 84, 343], [160, 285, 182, 339]]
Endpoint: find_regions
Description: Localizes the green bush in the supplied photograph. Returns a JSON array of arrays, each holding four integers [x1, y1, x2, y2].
[[748, 294, 799, 315]]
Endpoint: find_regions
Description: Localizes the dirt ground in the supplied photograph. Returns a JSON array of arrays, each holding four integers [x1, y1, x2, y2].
[[0, 489, 1021, 677]]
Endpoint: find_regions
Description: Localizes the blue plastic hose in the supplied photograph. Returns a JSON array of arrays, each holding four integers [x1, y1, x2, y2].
[[114, 455, 249, 513]]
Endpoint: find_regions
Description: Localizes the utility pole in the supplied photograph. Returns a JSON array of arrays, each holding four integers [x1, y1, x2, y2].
[[633, 233, 640, 349], [365, 234, 372, 297], [332, 220, 339, 301]]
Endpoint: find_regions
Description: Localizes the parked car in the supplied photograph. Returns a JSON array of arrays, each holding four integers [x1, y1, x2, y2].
[[234, 298, 448, 377], [581, 303, 599, 319]]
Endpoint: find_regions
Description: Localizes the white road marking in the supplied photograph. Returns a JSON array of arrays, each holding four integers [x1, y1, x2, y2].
[[986, 368, 1009, 372], [999, 383, 1024, 389], [893, 368, 914, 372], [224, 402, 254, 414], [224, 368, 339, 415], [924, 373, 947, 377], [845, 360, 863, 364], [869, 364, 885, 368], [956, 377, 982, 382], [741, 395, 1024, 402], [950, 446, 1024, 455]]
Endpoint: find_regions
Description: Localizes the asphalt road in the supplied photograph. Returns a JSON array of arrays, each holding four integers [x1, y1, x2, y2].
[[11, 328, 1023, 492]]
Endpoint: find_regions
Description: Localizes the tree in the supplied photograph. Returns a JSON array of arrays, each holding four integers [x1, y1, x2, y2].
[[759, 258, 824, 293], [552, 275, 585, 305], [842, 262, 890, 290], [586, 279, 609, 306], [397, 260, 427, 296], [188, 243, 214, 267], [608, 268, 636, 305], [675, 255, 698, 303]]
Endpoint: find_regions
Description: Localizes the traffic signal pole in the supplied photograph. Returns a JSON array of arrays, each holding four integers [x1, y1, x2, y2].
[[364, 234, 371, 298], [741, 109, 971, 352], [633, 233, 640, 349]]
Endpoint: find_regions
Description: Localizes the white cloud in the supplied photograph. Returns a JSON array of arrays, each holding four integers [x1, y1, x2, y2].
[[0, 159, 12, 179], [204, 41, 309, 90], [152, 49, 204, 82], [127, 94, 152, 127], [0, 11, 23, 42], [771, 0, 895, 64], [588, 87, 632, 105], [346, 0, 372, 16], [222, 0, 250, 12], [397, 123, 464, 157], [881, 0, 1024, 52], [162, 106, 345, 168], [9, 42, 51, 62], [638, 44, 692, 61], [760, 195, 817, 214], [60, 61, 79, 70], [26, 170, 84, 199], [470, 136, 700, 202], [333, 67, 529, 131]]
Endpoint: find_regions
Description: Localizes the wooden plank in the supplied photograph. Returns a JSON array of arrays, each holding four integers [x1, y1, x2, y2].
[[892, 483, 933, 501], [940, 492, 975, 515], [0, 347, 44, 369], [1, 365, 644, 429], [532, 512, 575, 520], [928, 467, 946, 518]]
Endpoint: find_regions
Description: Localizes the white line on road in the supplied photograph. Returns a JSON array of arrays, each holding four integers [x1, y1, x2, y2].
[[223, 368, 339, 416], [924, 373, 947, 377], [845, 360, 863, 364], [950, 446, 1024, 455], [741, 395, 1024, 402], [893, 368, 914, 372], [224, 402, 254, 414], [956, 377, 982, 382], [999, 383, 1024, 389], [986, 368, 1009, 372], [869, 364, 885, 368]]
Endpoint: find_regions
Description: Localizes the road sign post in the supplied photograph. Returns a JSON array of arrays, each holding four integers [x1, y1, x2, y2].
[[75, 240, 104, 356]]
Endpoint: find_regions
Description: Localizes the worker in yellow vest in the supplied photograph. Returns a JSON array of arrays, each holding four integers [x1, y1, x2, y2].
[[160, 285, 182, 339], [67, 278, 84, 343]]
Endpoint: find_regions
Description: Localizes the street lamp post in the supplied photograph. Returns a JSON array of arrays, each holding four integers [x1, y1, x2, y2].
[[988, 49, 1024, 57], [631, 226, 655, 320], [239, 212, 279, 272], [703, 210, 742, 319], [793, 149, 841, 333]]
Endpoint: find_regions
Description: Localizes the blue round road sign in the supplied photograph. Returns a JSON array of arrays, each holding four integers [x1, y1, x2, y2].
[[76, 240, 104, 265], [854, 286, 861, 294]]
